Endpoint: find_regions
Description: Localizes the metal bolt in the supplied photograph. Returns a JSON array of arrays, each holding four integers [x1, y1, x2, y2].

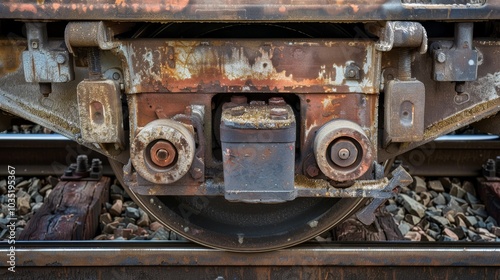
[[338, 148, 350, 160], [436, 52, 446, 63], [150, 141, 176, 167], [64, 169, 73, 177], [306, 165, 319, 177], [56, 54, 66, 64], [112, 72, 121, 80], [269, 97, 286, 106], [31, 40, 38, 49], [76, 155, 89, 173], [156, 149, 169, 160], [230, 106, 245, 116], [330, 140, 358, 168], [346, 69, 356, 78], [269, 107, 288, 120], [91, 158, 102, 172]]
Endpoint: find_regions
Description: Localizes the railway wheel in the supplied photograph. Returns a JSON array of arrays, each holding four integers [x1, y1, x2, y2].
[[111, 159, 366, 251]]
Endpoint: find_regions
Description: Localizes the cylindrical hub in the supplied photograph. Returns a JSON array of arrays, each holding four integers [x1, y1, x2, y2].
[[314, 120, 373, 182], [131, 119, 195, 184]]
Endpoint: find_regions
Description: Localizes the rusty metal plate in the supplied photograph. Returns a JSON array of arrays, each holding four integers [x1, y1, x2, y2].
[[1, 0, 499, 21], [118, 39, 380, 94], [77, 79, 124, 145], [384, 79, 425, 143]]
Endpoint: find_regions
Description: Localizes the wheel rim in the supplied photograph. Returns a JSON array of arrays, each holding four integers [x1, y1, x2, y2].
[[111, 160, 367, 252]]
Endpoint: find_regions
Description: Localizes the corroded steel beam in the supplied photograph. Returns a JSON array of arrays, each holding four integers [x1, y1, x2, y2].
[[117, 39, 380, 94], [1, 0, 500, 21]]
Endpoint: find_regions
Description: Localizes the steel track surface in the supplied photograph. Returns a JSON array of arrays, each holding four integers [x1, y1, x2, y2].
[[0, 241, 498, 279]]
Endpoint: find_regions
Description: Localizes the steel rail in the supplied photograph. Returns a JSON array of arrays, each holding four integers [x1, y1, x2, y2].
[[396, 139, 500, 177], [0, 134, 113, 176], [0, 242, 498, 279], [1, 241, 499, 266]]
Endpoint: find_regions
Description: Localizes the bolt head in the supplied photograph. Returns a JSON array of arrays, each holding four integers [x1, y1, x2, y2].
[[269, 97, 286, 106], [346, 69, 356, 78], [436, 52, 446, 63], [269, 107, 288, 120], [330, 139, 358, 168], [112, 72, 121, 80], [150, 141, 176, 167], [338, 148, 350, 160], [56, 54, 66, 64], [306, 165, 319, 177]]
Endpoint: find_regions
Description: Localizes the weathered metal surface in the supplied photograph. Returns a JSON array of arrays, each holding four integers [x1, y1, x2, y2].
[[116, 39, 380, 94], [131, 118, 195, 184], [378, 39, 500, 161], [314, 119, 373, 182], [1, 0, 500, 21], [397, 139, 500, 177], [432, 23, 478, 82], [125, 161, 406, 199], [355, 165, 412, 225], [77, 79, 125, 147], [2, 242, 500, 266], [300, 93, 378, 174], [384, 80, 425, 143], [368, 21, 428, 54], [65, 21, 116, 54], [4, 265, 499, 280], [0, 38, 130, 164], [221, 101, 296, 203], [22, 22, 74, 84]]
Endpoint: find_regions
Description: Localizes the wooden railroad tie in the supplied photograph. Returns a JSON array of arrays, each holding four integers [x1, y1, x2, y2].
[[20, 177, 110, 240]]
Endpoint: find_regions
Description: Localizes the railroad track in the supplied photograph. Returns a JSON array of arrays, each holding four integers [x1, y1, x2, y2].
[[0, 134, 113, 176], [1, 134, 499, 279], [0, 241, 498, 279]]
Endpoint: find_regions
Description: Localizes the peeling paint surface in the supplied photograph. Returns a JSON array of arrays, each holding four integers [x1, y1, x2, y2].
[[118, 39, 379, 94]]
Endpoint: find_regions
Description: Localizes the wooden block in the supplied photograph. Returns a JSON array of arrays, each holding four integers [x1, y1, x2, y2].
[[20, 177, 110, 240]]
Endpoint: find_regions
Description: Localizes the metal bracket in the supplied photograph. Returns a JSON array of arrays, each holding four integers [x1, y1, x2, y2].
[[355, 165, 413, 225], [431, 23, 478, 82], [65, 21, 116, 54], [367, 21, 428, 54], [77, 79, 125, 149], [384, 79, 425, 144], [22, 22, 74, 84]]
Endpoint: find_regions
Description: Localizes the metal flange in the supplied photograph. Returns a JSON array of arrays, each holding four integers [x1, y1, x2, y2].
[[314, 120, 373, 182], [131, 119, 195, 184]]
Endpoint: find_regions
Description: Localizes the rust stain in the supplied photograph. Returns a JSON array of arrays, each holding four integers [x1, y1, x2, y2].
[[121, 40, 378, 94], [0, 40, 25, 76]]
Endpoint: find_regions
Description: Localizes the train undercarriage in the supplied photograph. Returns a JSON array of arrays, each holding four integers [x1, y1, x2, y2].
[[1, 0, 500, 251]]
